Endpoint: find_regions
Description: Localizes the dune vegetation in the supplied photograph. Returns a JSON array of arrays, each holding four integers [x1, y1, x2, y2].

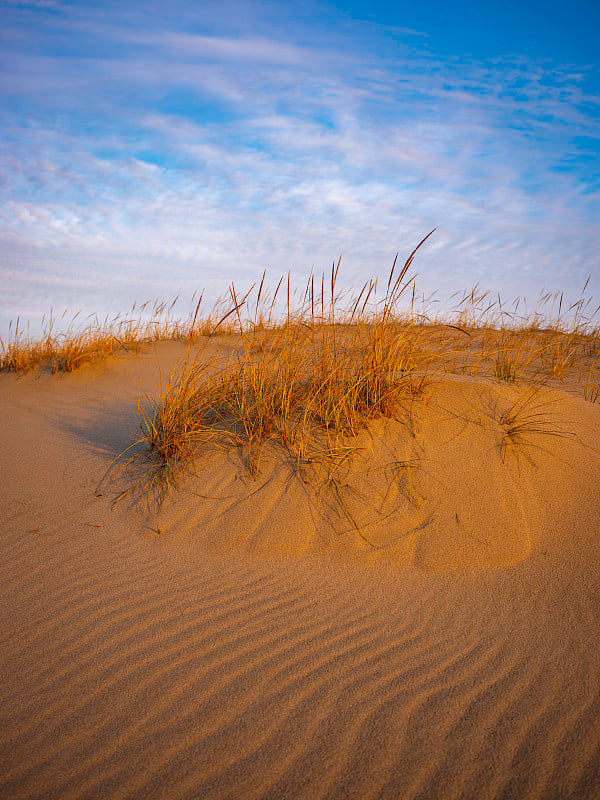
[[3, 231, 600, 509]]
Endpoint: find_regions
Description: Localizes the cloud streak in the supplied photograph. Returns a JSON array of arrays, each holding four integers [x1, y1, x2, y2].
[[1, 0, 599, 334]]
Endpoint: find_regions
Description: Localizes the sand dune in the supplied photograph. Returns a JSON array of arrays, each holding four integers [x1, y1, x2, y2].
[[2, 341, 600, 799]]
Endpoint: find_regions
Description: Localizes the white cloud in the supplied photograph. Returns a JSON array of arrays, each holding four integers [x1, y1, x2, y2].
[[0, 5, 599, 335]]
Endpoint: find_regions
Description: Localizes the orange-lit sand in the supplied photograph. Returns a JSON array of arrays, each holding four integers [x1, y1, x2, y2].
[[2, 341, 600, 799]]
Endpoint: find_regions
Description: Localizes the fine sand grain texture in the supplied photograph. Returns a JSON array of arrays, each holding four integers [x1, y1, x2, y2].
[[2, 341, 600, 800]]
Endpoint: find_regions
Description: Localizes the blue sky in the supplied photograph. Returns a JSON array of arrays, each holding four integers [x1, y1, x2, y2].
[[1, 0, 599, 334]]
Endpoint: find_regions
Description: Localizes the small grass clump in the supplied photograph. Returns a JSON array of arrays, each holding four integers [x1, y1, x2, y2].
[[487, 330, 540, 384], [496, 388, 571, 463], [134, 232, 437, 488], [538, 334, 576, 381], [584, 360, 600, 404], [493, 352, 519, 383]]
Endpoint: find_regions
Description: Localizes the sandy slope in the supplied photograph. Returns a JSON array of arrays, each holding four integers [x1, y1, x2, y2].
[[1, 341, 600, 800]]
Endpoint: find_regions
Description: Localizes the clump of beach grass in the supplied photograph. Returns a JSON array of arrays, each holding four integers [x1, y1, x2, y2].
[[0, 296, 238, 374], [584, 360, 600, 404], [496, 388, 572, 464], [134, 231, 438, 489]]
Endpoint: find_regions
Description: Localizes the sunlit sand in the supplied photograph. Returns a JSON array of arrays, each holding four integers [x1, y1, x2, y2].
[[2, 256, 600, 798]]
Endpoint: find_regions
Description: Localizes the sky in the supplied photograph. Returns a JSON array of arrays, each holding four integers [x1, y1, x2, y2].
[[1, 0, 599, 334]]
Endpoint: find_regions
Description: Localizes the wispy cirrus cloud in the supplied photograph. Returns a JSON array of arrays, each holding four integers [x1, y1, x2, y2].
[[0, 0, 599, 334]]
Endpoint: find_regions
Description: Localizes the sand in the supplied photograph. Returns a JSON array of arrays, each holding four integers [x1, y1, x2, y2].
[[1, 340, 600, 799]]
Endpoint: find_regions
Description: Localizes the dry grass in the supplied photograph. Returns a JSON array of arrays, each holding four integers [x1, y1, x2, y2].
[[133, 232, 438, 490], [4, 234, 599, 515], [121, 241, 599, 507], [584, 359, 600, 404], [0, 297, 238, 374], [496, 388, 572, 464], [489, 331, 540, 384]]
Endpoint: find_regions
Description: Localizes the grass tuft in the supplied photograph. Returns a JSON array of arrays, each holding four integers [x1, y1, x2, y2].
[[584, 359, 600, 404], [497, 388, 571, 463], [5, 238, 599, 539], [134, 234, 438, 486]]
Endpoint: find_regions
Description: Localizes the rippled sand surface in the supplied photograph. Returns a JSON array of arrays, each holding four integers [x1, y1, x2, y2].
[[2, 342, 600, 799]]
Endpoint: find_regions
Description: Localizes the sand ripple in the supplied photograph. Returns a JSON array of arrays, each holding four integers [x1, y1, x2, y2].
[[2, 355, 600, 799]]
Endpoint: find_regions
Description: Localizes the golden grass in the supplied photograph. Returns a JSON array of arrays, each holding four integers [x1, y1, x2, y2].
[[132, 234, 437, 492], [119, 236, 598, 502], [584, 359, 600, 404], [4, 233, 600, 514], [0, 297, 238, 374]]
